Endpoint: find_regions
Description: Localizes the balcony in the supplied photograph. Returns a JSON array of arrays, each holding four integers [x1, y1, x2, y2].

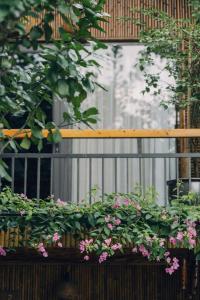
[[0, 129, 200, 299], [1, 129, 200, 204]]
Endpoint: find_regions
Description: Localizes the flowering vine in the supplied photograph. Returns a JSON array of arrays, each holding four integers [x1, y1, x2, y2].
[[0, 188, 200, 275]]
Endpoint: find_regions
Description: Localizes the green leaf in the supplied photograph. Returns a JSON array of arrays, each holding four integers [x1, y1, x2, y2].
[[20, 137, 31, 150], [32, 128, 43, 140], [59, 27, 72, 41], [57, 80, 69, 96], [83, 107, 98, 118], [103, 226, 110, 236], [52, 130, 62, 143], [37, 139, 43, 152], [44, 12, 54, 23], [9, 140, 18, 152], [30, 26, 43, 40], [44, 23, 53, 41], [145, 214, 152, 220], [0, 160, 11, 181], [88, 215, 95, 226], [68, 49, 79, 62]]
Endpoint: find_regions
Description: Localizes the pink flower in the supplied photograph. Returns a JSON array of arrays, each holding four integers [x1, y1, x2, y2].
[[99, 252, 108, 263], [165, 267, 174, 275], [43, 251, 48, 258], [189, 238, 196, 247], [166, 257, 171, 264], [105, 215, 111, 223], [20, 210, 26, 216], [56, 198, 66, 207], [164, 251, 170, 257], [107, 223, 113, 230], [159, 239, 165, 247], [113, 199, 121, 208], [58, 242, 63, 248], [139, 245, 150, 258], [156, 256, 160, 262], [104, 238, 112, 246], [124, 199, 130, 206], [169, 237, 176, 245], [172, 258, 179, 270], [84, 255, 90, 261], [176, 232, 184, 241], [111, 243, 122, 251], [114, 218, 121, 225], [136, 204, 142, 211], [132, 247, 138, 253], [0, 247, 6, 256], [38, 243, 48, 257], [53, 232, 60, 242], [146, 236, 152, 242], [188, 227, 197, 238], [79, 239, 93, 253], [79, 241, 85, 253]]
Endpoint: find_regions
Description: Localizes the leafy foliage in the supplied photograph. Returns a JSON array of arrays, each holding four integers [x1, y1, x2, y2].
[[0, 188, 200, 274], [0, 0, 108, 164], [124, 5, 200, 116]]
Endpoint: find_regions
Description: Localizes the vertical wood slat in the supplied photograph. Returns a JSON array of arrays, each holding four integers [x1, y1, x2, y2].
[[25, 0, 191, 41]]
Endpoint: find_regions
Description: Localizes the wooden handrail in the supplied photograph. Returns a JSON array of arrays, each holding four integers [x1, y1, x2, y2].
[[2, 129, 200, 139]]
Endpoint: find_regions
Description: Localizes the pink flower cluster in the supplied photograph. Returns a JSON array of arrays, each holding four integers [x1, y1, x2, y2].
[[38, 243, 48, 258], [20, 193, 28, 200], [165, 256, 180, 275], [102, 238, 122, 252], [0, 247, 6, 256], [186, 221, 197, 248], [111, 243, 122, 251], [105, 215, 121, 230], [132, 244, 150, 258], [99, 252, 108, 263], [52, 232, 62, 248], [79, 238, 93, 261], [169, 221, 197, 249], [145, 236, 165, 248], [138, 244, 150, 258], [56, 198, 66, 207]]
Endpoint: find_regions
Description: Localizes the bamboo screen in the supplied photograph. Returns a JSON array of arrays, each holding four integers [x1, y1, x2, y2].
[[26, 0, 191, 41]]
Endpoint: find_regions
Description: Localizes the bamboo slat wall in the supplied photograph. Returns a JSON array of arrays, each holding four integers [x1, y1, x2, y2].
[[26, 0, 191, 41], [0, 262, 198, 300], [0, 228, 198, 300]]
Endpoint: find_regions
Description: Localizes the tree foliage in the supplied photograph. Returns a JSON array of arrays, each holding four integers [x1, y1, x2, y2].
[[0, 0, 108, 179], [124, 4, 200, 118]]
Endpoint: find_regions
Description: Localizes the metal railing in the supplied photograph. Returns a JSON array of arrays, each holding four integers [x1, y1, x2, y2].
[[0, 132, 199, 205]]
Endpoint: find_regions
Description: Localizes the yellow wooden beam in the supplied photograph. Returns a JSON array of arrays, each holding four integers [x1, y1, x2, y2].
[[2, 129, 200, 139]]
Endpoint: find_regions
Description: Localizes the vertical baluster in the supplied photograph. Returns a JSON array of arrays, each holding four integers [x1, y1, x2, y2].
[[11, 157, 15, 192], [89, 158, 92, 204], [50, 157, 54, 196], [115, 158, 117, 193], [152, 157, 155, 188], [102, 158, 104, 202], [137, 138, 142, 190], [24, 157, 27, 196], [176, 157, 179, 198], [164, 158, 167, 206], [37, 157, 41, 198], [126, 158, 129, 193], [188, 156, 191, 191], [77, 158, 80, 204]]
